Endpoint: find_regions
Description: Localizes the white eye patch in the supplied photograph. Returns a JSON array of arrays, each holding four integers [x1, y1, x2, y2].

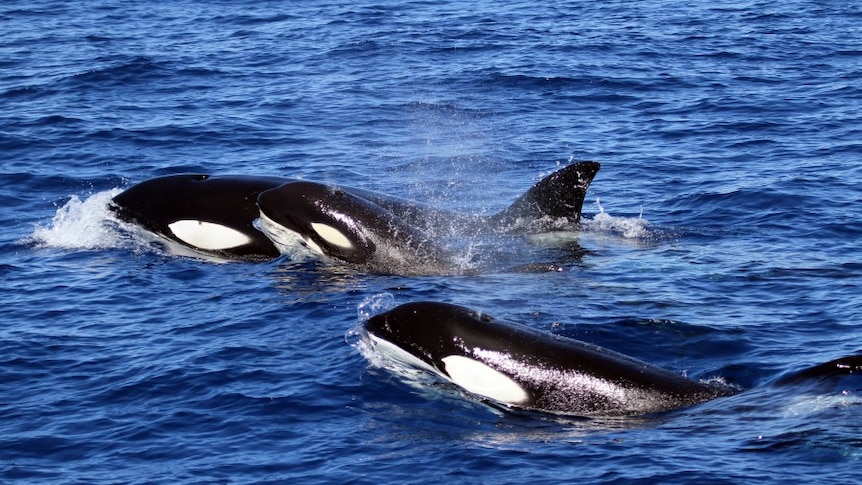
[[441, 355, 528, 404], [311, 222, 353, 249], [168, 220, 252, 250]]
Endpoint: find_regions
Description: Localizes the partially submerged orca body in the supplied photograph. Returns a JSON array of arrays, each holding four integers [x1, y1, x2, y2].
[[363, 301, 862, 417], [364, 301, 732, 416], [111, 161, 600, 272]]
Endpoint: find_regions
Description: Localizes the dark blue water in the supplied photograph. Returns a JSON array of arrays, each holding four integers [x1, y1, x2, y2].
[[3, 0, 862, 482]]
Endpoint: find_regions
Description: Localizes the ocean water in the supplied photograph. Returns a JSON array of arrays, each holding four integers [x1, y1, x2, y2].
[[3, 0, 862, 483]]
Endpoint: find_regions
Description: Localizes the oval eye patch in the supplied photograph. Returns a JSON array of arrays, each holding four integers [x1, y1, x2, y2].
[[441, 355, 529, 405], [311, 222, 354, 249], [168, 220, 253, 250]]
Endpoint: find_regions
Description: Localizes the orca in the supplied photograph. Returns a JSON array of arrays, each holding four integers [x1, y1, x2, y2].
[[110, 174, 287, 259], [256, 161, 600, 274], [363, 302, 862, 416], [363, 301, 734, 416]]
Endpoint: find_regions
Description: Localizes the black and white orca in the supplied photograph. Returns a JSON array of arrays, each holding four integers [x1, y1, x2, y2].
[[363, 301, 862, 416], [256, 161, 600, 274], [111, 161, 600, 272], [363, 301, 733, 416]]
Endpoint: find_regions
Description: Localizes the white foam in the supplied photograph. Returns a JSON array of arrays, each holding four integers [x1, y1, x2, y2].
[[783, 391, 862, 418], [28, 189, 126, 250]]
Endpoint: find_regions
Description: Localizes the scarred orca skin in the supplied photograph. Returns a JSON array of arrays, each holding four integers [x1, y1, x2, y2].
[[110, 174, 286, 259], [256, 161, 600, 274], [363, 301, 733, 417]]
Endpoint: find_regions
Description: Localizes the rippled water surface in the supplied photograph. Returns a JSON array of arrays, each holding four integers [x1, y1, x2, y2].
[[3, 1, 862, 483]]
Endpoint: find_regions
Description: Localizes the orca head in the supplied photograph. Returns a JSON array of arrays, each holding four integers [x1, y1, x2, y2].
[[111, 174, 284, 258], [364, 302, 530, 405], [257, 181, 379, 264], [112, 174, 254, 250]]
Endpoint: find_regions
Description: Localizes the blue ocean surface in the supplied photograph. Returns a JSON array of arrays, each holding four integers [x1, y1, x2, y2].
[[3, 0, 862, 483]]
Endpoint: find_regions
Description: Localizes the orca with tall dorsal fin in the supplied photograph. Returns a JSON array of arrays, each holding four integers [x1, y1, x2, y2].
[[256, 161, 600, 274], [110, 161, 600, 272]]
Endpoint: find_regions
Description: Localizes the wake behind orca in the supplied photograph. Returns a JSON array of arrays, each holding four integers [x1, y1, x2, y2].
[[110, 161, 600, 274], [362, 301, 862, 417]]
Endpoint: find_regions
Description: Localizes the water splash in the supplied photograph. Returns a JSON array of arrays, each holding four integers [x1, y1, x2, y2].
[[356, 293, 397, 322], [348, 293, 398, 369], [583, 198, 650, 239], [28, 189, 126, 250], [783, 391, 862, 418]]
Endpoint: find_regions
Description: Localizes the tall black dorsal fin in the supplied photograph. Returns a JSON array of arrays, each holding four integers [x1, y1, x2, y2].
[[490, 161, 600, 230]]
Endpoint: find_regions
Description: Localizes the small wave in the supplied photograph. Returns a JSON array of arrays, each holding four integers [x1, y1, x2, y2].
[[71, 56, 169, 86], [28, 189, 125, 250]]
